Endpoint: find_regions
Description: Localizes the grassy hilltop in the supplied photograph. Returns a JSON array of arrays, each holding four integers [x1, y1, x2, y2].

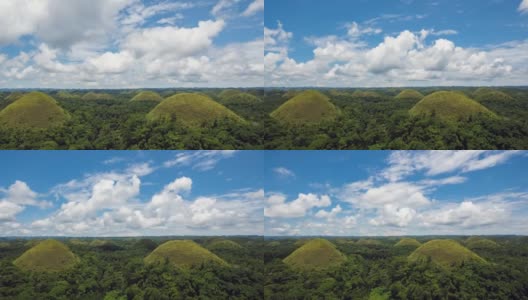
[[13, 239, 79, 272], [144, 240, 228, 269], [0, 92, 69, 129]]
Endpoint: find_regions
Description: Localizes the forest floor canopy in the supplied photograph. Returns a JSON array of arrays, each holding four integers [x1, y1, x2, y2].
[[0, 87, 527, 150]]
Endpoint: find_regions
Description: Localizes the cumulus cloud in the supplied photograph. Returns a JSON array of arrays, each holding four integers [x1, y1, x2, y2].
[[0, 1, 263, 87], [264, 193, 331, 218], [265, 22, 522, 86], [0, 181, 49, 222], [519, 0, 528, 13]]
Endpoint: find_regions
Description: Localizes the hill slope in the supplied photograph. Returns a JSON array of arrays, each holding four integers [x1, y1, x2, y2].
[[13, 240, 79, 272], [395, 89, 424, 100], [131, 91, 163, 102], [271, 90, 339, 125], [408, 239, 486, 268], [465, 237, 500, 250], [409, 91, 495, 121], [473, 88, 514, 102], [144, 240, 227, 269], [283, 238, 346, 271], [395, 238, 421, 248], [208, 239, 243, 250], [147, 93, 244, 126], [0, 92, 69, 129], [220, 92, 261, 105]]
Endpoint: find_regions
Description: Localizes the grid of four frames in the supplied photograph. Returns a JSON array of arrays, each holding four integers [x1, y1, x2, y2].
[[0, 0, 527, 299]]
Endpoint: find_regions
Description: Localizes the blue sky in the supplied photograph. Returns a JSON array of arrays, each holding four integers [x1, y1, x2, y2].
[[1, 150, 526, 237], [265, 151, 528, 236], [265, 0, 528, 87], [0, 0, 264, 88], [0, 151, 264, 236]]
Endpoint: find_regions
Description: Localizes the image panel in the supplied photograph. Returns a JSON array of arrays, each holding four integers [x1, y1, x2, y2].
[[0, 0, 265, 150], [0, 150, 264, 299], [264, 0, 528, 149], [264, 150, 528, 299]]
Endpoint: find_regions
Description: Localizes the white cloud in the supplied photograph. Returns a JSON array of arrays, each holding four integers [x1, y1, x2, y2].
[[315, 205, 342, 219], [273, 167, 295, 178], [0, 181, 49, 222], [0, 201, 24, 221], [519, 0, 528, 13], [163, 151, 237, 170], [264, 193, 331, 218], [420, 200, 510, 228], [211, 0, 241, 17], [369, 204, 416, 227], [347, 22, 382, 37], [242, 0, 264, 17]]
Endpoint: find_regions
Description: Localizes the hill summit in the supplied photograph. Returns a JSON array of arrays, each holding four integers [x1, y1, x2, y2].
[[0, 92, 69, 129], [409, 91, 495, 121], [271, 90, 339, 125], [395, 89, 424, 100], [395, 238, 421, 248], [465, 237, 500, 250], [144, 240, 227, 269], [473, 88, 514, 102], [13, 239, 79, 272], [131, 91, 163, 102], [283, 238, 346, 271], [408, 239, 486, 268], [147, 93, 244, 126]]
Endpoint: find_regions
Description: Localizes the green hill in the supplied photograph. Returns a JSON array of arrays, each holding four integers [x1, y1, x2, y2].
[[408, 239, 486, 268], [465, 237, 500, 250], [220, 92, 262, 105], [395, 238, 421, 248], [283, 239, 346, 271], [56, 91, 79, 99], [219, 89, 242, 99], [5, 92, 24, 102], [144, 240, 227, 269], [208, 239, 243, 250], [395, 89, 424, 100], [0, 92, 70, 129], [13, 240, 79, 272], [147, 93, 244, 126], [473, 88, 514, 102], [409, 91, 496, 121], [82, 92, 113, 101], [135, 239, 158, 251], [131, 91, 163, 102], [271, 90, 339, 125], [68, 239, 89, 246]]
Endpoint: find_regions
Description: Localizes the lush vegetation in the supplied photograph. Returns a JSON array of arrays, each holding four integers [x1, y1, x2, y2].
[[0, 87, 527, 149], [264, 236, 528, 299], [0, 236, 263, 300]]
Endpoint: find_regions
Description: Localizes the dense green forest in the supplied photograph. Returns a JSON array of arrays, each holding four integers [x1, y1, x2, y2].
[[0, 87, 527, 150], [0, 237, 263, 300], [264, 236, 528, 300]]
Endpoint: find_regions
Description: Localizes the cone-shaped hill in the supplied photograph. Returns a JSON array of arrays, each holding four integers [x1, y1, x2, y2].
[[408, 240, 486, 268], [395, 238, 421, 248], [271, 90, 339, 125], [147, 93, 244, 126], [409, 91, 496, 121], [219, 89, 242, 99], [56, 91, 79, 99], [0, 92, 70, 129], [473, 88, 514, 102], [220, 92, 262, 105], [465, 237, 500, 250], [82, 92, 113, 101], [131, 91, 163, 102], [13, 240, 79, 272], [144, 240, 227, 269], [283, 239, 346, 271], [208, 239, 243, 250], [395, 89, 424, 101]]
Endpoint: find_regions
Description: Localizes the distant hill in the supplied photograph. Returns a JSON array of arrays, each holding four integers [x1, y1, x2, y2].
[[271, 90, 339, 125], [135, 239, 158, 251], [409, 91, 496, 121], [283, 238, 346, 271], [130, 91, 163, 102], [352, 90, 384, 99], [144, 240, 227, 269], [5, 91, 24, 102], [465, 237, 500, 251], [56, 91, 80, 99], [13, 239, 79, 272], [282, 90, 301, 100], [0, 91, 70, 129], [208, 239, 243, 251], [408, 239, 486, 268], [395, 89, 424, 101], [82, 92, 114, 101], [219, 92, 262, 105], [147, 93, 245, 126], [473, 88, 514, 102], [395, 238, 421, 248], [356, 239, 382, 246]]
